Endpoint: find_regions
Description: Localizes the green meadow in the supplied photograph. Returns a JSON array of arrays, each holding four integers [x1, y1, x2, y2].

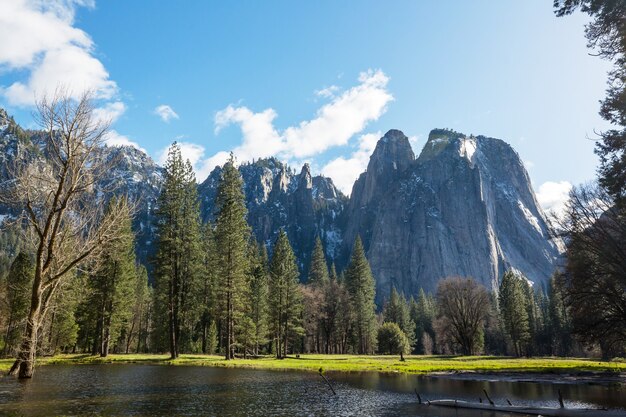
[[1, 354, 624, 375]]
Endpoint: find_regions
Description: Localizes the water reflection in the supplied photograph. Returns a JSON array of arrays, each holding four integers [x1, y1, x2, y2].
[[0, 365, 624, 416]]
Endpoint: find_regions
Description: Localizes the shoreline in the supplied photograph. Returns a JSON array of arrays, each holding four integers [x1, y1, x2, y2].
[[1, 354, 625, 382]]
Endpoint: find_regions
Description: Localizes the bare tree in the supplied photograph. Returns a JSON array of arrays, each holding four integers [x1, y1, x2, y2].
[[552, 183, 626, 358], [0, 90, 130, 378], [435, 277, 490, 355]]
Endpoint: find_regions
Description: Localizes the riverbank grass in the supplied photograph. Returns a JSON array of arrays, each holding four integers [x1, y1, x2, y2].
[[1, 354, 624, 375]]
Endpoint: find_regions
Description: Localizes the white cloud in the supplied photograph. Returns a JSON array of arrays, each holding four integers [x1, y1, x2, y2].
[[536, 181, 572, 216], [197, 151, 230, 181], [206, 69, 392, 183], [0, 0, 117, 106], [315, 85, 339, 98], [103, 130, 146, 154], [283, 70, 392, 158], [214, 106, 282, 161], [93, 101, 126, 124], [157, 142, 204, 166], [154, 104, 179, 123], [322, 132, 380, 195]]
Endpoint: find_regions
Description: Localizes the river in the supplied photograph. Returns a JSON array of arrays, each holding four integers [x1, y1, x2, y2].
[[0, 365, 624, 416]]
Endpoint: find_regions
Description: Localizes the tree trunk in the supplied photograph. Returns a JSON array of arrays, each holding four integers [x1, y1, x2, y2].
[[92, 316, 102, 356], [225, 290, 231, 360], [202, 319, 207, 354], [101, 309, 111, 358], [9, 290, 42, 379], [3, 310, 14, 357], [168, 277, 177, 359]]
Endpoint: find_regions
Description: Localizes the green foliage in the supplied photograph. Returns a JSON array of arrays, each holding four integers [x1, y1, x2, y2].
[[307, 237, 329, 286], [2, 253, 34, 355], [154, 143, 203, 358], [344, 236, 377, 354], [547, 274, 572, 356], [214, 154, 250, 359], [555, 0, 626, 204], [199, 223, 218, 354], [377, 322, 410, 358], [382, 286, 416, 350], [245, 240, 269, 355], [499, 270, 531, 356], [328, 263, 337, 282], [268, 230, 303, 357], [85, 198, 137, 356], [410, 289, 436, 354]]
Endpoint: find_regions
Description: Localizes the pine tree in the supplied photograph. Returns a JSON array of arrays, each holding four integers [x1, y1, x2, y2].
[[307, 237, 329, 286], [306, 237, 330, 353], [344, 236, 377, 354], [214, 154, 250, 359], [547, 273, 571, 356], [268, 230, 303, 358], [89, 197, 137, 357], [154, 143, 203, 358], [199, 223, 218, 354], [123, 265, 151, 354], [498, 270, 531, 356], [246, 240, 269, 356], [329, 263, 338, 282], [410, 288, 436, 354], [178, 160, 203, 352], [382, 286, 416, 350], [3, 253, 34, 356]]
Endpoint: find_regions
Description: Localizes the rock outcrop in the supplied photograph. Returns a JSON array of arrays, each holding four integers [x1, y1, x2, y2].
[[198, 158, 347, 274], [362, 129, 562, 302]]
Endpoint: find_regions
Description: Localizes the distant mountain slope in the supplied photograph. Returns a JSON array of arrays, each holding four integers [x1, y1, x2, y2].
[[198, 158, 347, 273], [0, 108, 561, 302]]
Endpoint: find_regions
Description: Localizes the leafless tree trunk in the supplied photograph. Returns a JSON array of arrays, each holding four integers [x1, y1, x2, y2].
[[1, 90, 129, 378]]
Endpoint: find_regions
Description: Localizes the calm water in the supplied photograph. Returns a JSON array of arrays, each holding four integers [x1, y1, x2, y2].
[[0, 365, 625, 416]]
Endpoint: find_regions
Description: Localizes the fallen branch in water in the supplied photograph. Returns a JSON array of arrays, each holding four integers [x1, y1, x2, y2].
[[318, 368, 336, 395]]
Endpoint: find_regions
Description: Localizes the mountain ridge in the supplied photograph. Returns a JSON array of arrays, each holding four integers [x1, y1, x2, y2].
[[0, 108, 561, 302]]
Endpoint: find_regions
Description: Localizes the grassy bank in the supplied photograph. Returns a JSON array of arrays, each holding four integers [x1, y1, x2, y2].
[[1, 354, 624, 375]]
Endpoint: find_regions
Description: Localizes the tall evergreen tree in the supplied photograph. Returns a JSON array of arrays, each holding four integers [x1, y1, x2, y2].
[[383, 286, 416, 350], [329, 263, 338, 282], [214, 154, 250, 359], [178, 160, 203, 352], [410, 288, 436, 354], [154, 143, 203, 358], [268, 230, 303, 358], [307, 237, 329, 286], [547, 273, 572, 356], [3, 253, 34, 356], [344, 236, 377, 354], [123, 265, 151, 354], [199, 223, 218, 354], [498, 270, 531, 356], [90, 198, 137, 357], [246, 240, 269, 356]]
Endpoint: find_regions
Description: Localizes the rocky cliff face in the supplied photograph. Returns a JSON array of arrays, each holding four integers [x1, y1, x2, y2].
[[198, 158, 347, 273], [362, 129, 562, 302], [342, 129, 415, 260], [0, 107, 562, 301]]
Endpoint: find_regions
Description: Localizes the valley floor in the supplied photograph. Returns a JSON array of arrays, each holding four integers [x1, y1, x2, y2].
[[1, 354, 625, 377]]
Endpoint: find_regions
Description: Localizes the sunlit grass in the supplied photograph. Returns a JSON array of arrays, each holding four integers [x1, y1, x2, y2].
[[1, 353, 624, 375]]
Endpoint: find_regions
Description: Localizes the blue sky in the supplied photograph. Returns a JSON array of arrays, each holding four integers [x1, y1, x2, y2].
[[0, 1, 611, 212]]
